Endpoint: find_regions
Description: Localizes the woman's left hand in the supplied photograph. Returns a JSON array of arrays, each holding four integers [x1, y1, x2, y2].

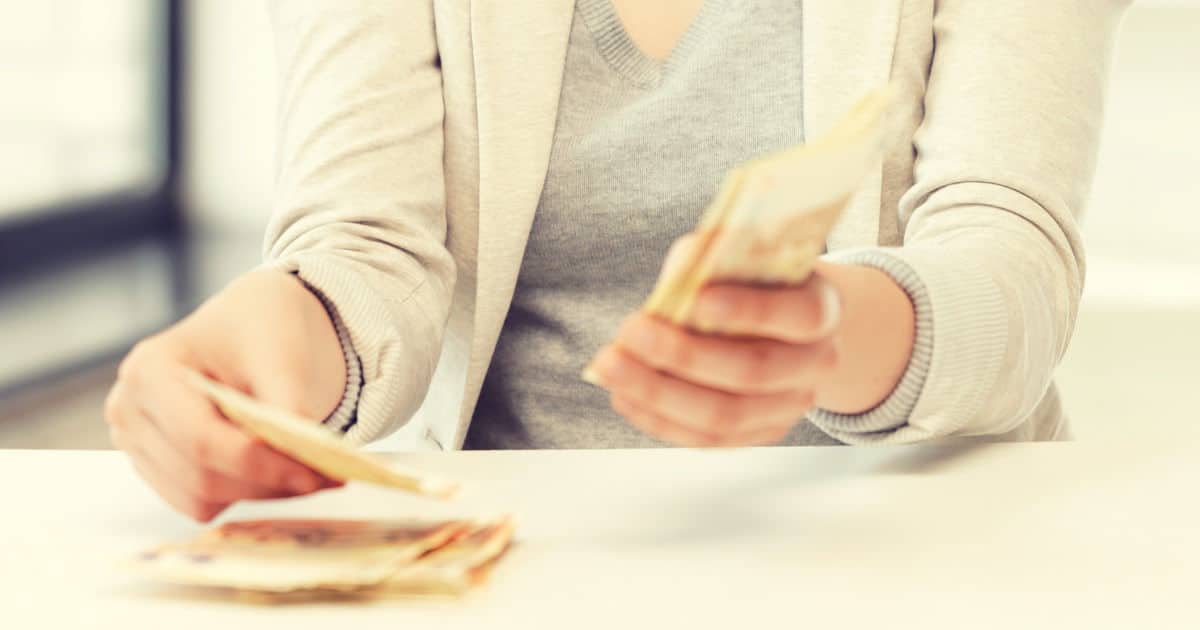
[[585, 254, 917, 447]]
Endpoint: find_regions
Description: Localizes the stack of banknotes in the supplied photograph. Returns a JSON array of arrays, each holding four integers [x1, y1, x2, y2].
[[128, 373, 512, 602]]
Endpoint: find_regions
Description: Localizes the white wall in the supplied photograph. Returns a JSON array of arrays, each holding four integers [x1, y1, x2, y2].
[[183, 0, 276, 234], [1082, 6, 1200, 306]]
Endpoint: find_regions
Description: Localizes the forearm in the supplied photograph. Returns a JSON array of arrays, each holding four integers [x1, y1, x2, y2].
[[801, 0, 1125, 443], [811, 261, 915, 415], [885, 202, 1081, 435], [265, 0, 455, 444], [810, 201, 1079, 444]]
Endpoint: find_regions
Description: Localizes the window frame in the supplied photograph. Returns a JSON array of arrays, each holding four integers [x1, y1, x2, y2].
[[0, 0, 184, 283]]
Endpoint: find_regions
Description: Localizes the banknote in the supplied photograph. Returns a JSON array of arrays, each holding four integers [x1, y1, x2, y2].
[[187, 370, 458, 498], [130, 517, 515, 600], [643, 88, 891, 325]]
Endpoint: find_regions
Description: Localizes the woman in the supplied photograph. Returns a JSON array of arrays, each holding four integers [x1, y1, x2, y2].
[[105, 0, 1130, 521]]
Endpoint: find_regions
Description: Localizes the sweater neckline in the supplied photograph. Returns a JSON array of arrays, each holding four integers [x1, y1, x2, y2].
[[577, 0, 722, 88]]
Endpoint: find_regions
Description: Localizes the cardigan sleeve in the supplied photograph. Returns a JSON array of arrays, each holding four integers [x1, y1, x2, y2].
[[807, 0, 1131, 443], [261, 0, 454, 445]]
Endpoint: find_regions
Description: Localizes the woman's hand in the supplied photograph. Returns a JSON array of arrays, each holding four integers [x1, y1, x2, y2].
[[105, 269, 349, 522], [586, 247, 916, 447]]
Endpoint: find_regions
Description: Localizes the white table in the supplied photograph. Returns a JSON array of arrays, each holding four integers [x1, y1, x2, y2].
[[3, 438, 1199, 629]]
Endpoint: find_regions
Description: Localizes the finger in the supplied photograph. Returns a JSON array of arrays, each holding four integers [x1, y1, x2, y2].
[[104, 380, 132, 437], [131, 454, 227, 522], [687, 275, 841, 343], [711, 423, 795, 448], [617, 391, 800, 449], [588, 345, 815, 435], [114, 432, 229, 523], [134, 366, 326, 495], [122, 406, 288, 504], [610, 394, 718, 448], [614, 314, 838, 394], [110, 379, 280, 502]]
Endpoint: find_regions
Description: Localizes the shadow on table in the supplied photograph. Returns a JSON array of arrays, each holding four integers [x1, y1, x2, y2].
[[866, 438, 992, 475], [547, 440, 997, 550], [112, 581, 467, 608]]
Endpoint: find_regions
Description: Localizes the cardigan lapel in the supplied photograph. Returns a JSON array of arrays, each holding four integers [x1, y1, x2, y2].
[[803, 0, 903, 249], [458, 0, 575, 446]]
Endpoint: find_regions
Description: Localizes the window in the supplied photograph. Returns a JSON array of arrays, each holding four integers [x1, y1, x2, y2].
[[0, 0, 181, 394], [0, 0, 179, 275]]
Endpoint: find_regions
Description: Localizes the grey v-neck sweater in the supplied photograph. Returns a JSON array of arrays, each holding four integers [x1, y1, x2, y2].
[[272, 0, 1123, 448], [464, 0, 841, 448], [460, 0, 934, 450]]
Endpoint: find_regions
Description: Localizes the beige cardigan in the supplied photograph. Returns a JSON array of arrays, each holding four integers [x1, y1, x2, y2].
[[263, 0, 1130, 450]]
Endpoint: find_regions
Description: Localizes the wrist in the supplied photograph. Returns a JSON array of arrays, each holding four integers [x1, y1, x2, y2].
[[286, 273, 350, 419], [812, 261, 916, 414], [291, 274, 361, 431], [183, 269, 348, 420]]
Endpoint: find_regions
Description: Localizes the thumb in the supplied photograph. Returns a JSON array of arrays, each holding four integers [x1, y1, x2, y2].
[[659, 233, 701, 282], [244, 354, 342, 425]]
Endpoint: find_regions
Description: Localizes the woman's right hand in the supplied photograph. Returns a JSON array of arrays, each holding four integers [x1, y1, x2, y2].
[[105, 269, 350, 522]]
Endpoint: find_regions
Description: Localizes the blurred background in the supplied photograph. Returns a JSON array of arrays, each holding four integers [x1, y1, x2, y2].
[[0, 1, 1197, 450]]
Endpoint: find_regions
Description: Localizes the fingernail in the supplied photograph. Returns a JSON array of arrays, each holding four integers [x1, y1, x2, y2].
[[287, 472, 318, 494], [581, 365, 603, 386], [660, 235, 697, 279], [581, 347, 619, 387], [815, 280, 842, 337]]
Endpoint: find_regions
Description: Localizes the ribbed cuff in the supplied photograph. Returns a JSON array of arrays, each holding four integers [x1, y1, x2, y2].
[[810, 245, 1009, 444], [808, 250, 933, 437], [261, 250, 444, 446], [292, 274, 363, 434]]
